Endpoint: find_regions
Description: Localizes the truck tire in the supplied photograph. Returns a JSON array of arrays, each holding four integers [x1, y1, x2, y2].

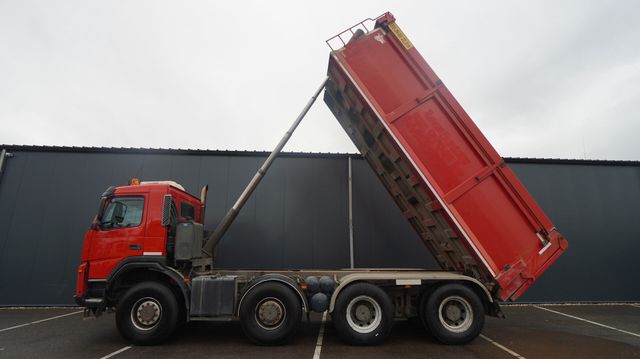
[[422, 283, 484, 345], [115, 282, 179, 345], [238, 282, 302, 345], [332, 282, 393, 346]]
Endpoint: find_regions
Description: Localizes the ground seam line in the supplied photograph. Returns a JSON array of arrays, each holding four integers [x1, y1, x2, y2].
[[533, 305, 640, 338], [312, 311, 327, 359], [30, 310, 84, 324], [0, 310, 83, 333], [480, 334, 527, 358], [0, 323, 31, 333], [99, 345, 133, 359]]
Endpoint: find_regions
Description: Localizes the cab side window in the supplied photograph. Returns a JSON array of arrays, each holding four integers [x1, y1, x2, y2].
[[180, 201, 195, 221], [100, 197, 144, 230]]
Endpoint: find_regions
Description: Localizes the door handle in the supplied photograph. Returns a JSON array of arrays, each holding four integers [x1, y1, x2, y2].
[[129, 244, 141, 250]]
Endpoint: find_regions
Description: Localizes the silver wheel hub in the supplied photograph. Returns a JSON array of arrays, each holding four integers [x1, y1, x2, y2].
[[445, 304, 462, 321], [355, 304, 373, 322], [438, 295, 473, 333], [346, 295, 382, 334], [256, 298, 286, 330], [131, 297, 162, 331]]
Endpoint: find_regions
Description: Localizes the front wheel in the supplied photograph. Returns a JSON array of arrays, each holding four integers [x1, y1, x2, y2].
[[421, 283, 484, 344], [115, 282, 179, 345]]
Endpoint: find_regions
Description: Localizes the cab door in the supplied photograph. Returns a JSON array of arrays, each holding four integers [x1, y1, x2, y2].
[[87, 195, 147, 279]]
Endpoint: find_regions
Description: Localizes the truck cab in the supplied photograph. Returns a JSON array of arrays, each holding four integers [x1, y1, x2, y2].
[[75, 180, 202, 312]]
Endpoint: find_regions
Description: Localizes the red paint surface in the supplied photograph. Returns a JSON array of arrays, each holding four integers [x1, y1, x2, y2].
[[75, 183, 201, 296]]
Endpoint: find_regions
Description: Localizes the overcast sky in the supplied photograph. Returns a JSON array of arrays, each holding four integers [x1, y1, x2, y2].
[[1, 1, 639, 160]]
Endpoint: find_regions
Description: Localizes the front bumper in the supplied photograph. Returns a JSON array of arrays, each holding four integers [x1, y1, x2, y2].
[[74, 280, 107, 308], [74, 295, 104, 307]]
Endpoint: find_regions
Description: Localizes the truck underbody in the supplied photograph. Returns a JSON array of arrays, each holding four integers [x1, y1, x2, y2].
[[78, 255, 500, 345]]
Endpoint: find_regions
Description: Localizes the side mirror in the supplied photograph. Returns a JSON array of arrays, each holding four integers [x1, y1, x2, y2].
[[161, 194, 173, 226], [90, 215, 100, 230]]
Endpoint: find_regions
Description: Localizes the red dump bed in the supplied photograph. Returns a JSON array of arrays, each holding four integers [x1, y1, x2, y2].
[[323, 13, 568, 301]]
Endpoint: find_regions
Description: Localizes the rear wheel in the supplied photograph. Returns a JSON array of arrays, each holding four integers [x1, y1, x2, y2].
[[238, 282, 302, 345], [332, 282, 393, 345], [115, 282, 179, 345], [422, 283, 484, 344]]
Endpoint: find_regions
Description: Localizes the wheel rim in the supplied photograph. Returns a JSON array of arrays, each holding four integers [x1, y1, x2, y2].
[[130, 297, 162, 331], [345, 295, 382, 333], [437, 295, 473, 333], [255, 297, 286, 330]]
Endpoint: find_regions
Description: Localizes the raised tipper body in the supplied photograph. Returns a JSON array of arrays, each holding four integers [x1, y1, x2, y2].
[[324, 12, 568, 301]]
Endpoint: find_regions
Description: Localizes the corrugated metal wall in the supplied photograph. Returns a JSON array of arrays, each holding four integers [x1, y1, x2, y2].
[[0, 147, 638, 305]]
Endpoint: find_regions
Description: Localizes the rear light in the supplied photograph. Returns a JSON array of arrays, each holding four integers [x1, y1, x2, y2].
[[75, 262, 88, 297]]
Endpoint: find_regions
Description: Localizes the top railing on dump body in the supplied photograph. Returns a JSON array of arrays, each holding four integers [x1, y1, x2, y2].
[[325, 13, 388, 51]]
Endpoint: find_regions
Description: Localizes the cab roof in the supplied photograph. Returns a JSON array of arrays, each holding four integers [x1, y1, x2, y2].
[[114, 181, 200, 201]]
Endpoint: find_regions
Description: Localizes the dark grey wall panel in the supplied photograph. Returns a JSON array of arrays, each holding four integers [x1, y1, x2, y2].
[[282, 158, 316, 268], [215, 157, 350, 269], [351, 159, 438, 269], [308, 158, 350, 268], [0, 152, 109, 305], [0, 147, 638, 305], [508, 163, 640, 302]]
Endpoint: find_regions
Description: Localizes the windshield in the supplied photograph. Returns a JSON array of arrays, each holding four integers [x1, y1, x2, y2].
[[100, 196, 144, 230]]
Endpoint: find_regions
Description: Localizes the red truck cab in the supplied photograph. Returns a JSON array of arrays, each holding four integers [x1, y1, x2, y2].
[[75, 181, 201, 308]]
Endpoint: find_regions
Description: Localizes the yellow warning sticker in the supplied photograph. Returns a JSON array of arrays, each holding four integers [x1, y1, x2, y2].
[[388, 22, 413, 50]]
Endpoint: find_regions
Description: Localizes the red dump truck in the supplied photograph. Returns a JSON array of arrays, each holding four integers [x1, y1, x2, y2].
[[74, 12, 567, 347]]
